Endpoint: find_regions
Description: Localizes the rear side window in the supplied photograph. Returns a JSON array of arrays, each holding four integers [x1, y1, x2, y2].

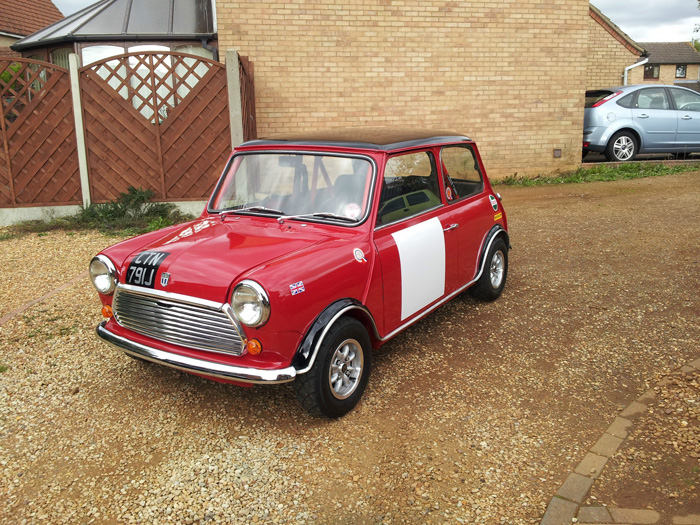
[[636, 88, 670, 110], [585, 90, 613, 108], [441, 145, 483, 203]]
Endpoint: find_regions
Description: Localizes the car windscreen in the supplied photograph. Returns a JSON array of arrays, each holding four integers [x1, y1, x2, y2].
[[209, 153, 374, 223], [584, 90, 614, 108]]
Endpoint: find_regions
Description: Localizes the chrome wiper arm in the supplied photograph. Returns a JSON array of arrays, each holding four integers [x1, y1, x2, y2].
[[277, 212, 359, 224]]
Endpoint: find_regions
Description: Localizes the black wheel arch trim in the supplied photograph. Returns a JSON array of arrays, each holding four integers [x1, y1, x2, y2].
[[293, 299, 378, 375], [477, 225, 510, 270]]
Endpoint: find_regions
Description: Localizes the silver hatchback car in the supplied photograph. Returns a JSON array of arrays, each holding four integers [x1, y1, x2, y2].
[[583, 84, 700, 161]]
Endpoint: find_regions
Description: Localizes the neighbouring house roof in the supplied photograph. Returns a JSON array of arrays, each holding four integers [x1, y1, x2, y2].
[[589, 3, 645, 56], [0, 0, 64, 37], [638, 42, 700, 65], [11, 0, 215, 52]]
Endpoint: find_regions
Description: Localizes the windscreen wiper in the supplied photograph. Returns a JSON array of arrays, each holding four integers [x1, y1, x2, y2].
[[219, 206, 285, 220], [277, 212, 359, 224]]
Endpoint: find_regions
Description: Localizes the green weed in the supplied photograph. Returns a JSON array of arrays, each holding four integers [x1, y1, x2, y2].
[[495, 162, 700, 187]]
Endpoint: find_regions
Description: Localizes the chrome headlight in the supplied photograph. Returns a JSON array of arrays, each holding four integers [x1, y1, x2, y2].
[[89, 255, 118, 295], [231, 280, 270, 327]]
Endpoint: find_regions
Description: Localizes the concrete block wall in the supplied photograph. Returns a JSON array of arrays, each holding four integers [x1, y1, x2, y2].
[[215, 0, 590, 178]]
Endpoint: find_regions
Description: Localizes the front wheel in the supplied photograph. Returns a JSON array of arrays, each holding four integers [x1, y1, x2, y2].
[[469, 237, 508, 301], [605, 131, 637, 162], [294, 317, 371, 418]]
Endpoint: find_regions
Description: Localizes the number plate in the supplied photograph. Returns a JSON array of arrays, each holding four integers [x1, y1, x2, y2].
[[125, 251, 170, 288]]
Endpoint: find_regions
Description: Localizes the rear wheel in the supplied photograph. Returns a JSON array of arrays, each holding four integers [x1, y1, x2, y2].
[[469, 237, 508, 301], [605, 131, 637, 162], [294, 317, 371, 418]]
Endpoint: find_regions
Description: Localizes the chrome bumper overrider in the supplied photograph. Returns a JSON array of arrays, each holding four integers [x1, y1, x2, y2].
[[96, 322, 297, 384]]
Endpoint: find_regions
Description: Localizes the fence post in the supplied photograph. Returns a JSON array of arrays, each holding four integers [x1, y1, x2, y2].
[[226, 49, 244, 148], [68, 53, 91, 207]]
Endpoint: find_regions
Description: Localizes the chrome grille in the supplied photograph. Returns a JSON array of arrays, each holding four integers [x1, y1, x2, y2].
[[113, 287, 244, 356]]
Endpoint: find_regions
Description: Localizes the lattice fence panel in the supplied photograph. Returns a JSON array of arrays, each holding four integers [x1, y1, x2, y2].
[[0, 59, 80, 206], [160, 63, 230, 199], [81, 66, 162, 203], [81, 52, 233, 203]]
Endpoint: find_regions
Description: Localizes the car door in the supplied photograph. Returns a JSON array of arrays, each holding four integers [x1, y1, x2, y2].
[[669, 87, 700, 150], [373, 148, 459, 335], [632, 87, 677, 151]]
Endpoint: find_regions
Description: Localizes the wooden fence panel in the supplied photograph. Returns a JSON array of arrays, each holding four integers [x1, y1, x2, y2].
[[0, 59, 80, 206], [80, 52, 233, 203]]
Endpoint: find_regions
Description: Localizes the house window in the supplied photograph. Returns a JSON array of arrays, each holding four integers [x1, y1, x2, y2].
[[644, 64, 660, 80], [676, 65, 687, 78]]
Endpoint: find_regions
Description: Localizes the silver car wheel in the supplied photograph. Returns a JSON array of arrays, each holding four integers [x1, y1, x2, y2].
[[490, 250, 505, 288], [613, 136, 635, 161], [329, 338, 363, 400]]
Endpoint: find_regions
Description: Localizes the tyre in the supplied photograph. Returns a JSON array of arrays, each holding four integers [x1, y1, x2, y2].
[[604, 131, 637, 162], [294, 317, 371, 418], [469, 237, 508, 301]]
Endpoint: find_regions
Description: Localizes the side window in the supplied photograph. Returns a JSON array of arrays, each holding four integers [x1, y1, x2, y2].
[[617, 93, 635, 108], [636, 88, 670, 110], [670, 88, 700, 112], [440, 145, 483, 203], [377, 151, 441, 226]]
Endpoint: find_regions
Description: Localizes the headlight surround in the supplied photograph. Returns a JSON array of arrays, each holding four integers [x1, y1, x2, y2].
[[89, 255, 118, 295], [231, 280, 270, 327]]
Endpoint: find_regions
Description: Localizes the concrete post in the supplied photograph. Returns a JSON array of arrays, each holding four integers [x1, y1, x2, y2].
[[68, 53, 91, 208], [226, 49, 244, 148]]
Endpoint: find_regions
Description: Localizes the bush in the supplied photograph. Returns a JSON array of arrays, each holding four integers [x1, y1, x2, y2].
[[5, 187, 195, 238]]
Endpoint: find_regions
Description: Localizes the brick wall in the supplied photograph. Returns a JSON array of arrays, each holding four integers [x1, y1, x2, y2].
[[586, 13, 639, 89], [628, 64, 700, 85], [216, 0, 590, 178]]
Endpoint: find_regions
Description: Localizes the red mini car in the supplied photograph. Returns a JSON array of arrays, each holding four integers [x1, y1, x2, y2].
[[90, 129, 509, 417]]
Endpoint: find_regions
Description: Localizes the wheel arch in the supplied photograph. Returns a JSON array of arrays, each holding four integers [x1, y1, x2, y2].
[[475, 226, 510, 282], [607, 127, 642, 151], [293, 299, 378, 375]]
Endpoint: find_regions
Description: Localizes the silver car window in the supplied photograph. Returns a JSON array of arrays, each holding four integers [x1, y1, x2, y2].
[[636, 88, 670, 110], [669, 88, 700, 112]]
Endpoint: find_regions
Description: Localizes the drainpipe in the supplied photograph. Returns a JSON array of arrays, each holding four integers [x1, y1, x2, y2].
[[624, 58, 648, 85]]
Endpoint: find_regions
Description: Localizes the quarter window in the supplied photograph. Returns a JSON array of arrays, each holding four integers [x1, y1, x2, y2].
[[377, 151, 441, 226], [644, 64, 660, 80], [676, 65, 687, 79], [440, 145, 483, 202]]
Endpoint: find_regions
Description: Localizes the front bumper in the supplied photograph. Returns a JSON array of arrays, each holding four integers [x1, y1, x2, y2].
[[96, 321, 297, 384]]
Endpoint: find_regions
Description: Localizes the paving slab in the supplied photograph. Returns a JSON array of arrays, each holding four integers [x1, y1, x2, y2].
[[606, 417, 633, 439], [541, 497, 578, 525], [609, 508, 659, 524], [591, 433, 625, 458], [619, 401, 648, 419], [577, 506, 614, 523], [556, 473, 594, 504], [575, 453, 608, 479]]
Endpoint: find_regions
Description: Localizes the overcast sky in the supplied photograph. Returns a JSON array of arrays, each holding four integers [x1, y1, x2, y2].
[[53, 0, 700, 43], [591, 0, 700, 43]]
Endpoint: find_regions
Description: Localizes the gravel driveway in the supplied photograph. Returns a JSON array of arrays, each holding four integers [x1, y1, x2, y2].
[[1, 172, 699, 524]]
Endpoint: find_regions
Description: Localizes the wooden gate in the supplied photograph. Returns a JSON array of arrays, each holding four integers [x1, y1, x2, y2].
[[0, 59, 80, 206], [80, 52, 232, 203]]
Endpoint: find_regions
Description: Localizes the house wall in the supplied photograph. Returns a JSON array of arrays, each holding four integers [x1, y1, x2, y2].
[[627, 64, 700, 85], [586, 14, 639, 89], [215, 0, 590, 178]]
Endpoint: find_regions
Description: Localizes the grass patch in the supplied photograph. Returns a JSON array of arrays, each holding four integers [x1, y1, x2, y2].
[[3, 187, 194, 239], [0, 364, 7, 373], [496, 162, 700, 187]]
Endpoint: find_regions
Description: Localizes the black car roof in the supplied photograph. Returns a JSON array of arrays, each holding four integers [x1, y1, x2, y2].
[[239, 127, 471, 151]]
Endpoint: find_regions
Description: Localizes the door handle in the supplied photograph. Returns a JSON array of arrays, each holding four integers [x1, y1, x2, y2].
[[443, 223, 459, 232], [638, 114, 649, 119], [681, 115, 692, 120]]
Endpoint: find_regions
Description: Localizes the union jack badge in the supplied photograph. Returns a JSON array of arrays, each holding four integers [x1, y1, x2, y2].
[[289, 281, 305, 295]]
